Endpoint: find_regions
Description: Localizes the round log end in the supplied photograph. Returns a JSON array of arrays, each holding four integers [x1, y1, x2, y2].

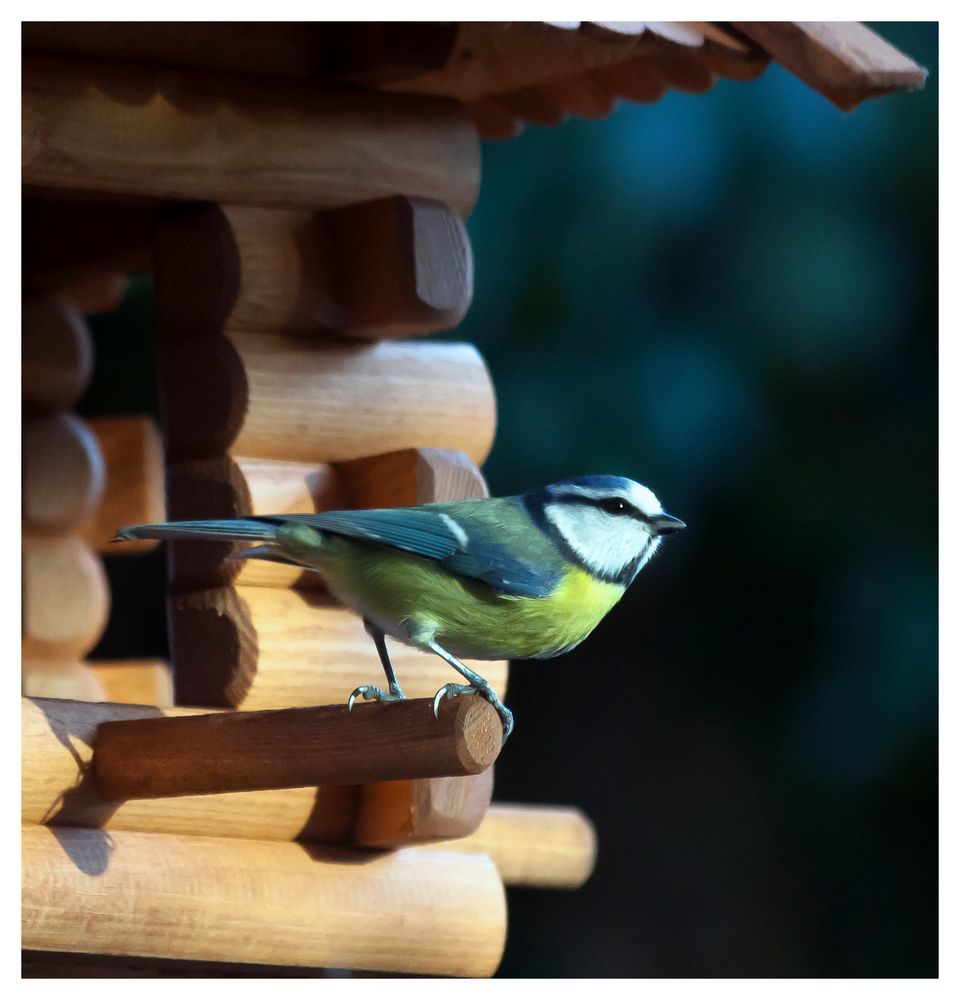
[[452, 698, 504, 773]]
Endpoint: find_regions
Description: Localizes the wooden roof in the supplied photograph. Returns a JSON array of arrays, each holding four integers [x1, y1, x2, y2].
[[22, 21, 927, 139]]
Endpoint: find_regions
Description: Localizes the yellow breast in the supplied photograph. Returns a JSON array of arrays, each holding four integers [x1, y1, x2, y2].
[[310, 541, 626, 661]]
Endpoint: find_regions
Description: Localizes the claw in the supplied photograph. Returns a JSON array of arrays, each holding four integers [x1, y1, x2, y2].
[[347, 684, 404, 712], [430, 681, 514, 743]]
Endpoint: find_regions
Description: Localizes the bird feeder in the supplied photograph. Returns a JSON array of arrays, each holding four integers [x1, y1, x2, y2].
[[21, 21, 925, 977]]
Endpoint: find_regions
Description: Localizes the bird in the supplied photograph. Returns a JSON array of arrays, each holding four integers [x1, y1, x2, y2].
[[116, 475, 685, 741]]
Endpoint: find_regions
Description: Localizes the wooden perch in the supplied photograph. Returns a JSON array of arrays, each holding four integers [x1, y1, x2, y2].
[[22, 538, 109, 661], [163, 447, 486, 590], [22, 295, 93, 411], [22, 54, 480, 216], [23, 413, 105, 535], [82, 416, 165, 553], [93, 697, 502, 799], [22, 826, 506, 976], [168, 584, 508, 710], [158, 331, 496, 465], [23, 696, 490, 847]]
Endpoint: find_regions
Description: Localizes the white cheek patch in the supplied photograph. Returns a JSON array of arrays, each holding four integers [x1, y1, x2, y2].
[[545, 503, 652, 579]]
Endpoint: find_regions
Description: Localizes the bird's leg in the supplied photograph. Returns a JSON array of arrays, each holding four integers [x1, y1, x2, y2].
[[422, 639, 514, 742], [347, 619, 406, 711]]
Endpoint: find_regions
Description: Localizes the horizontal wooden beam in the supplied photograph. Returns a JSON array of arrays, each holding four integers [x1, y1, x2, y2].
[[93, 697, 502, 799], [432, 803, 597, 889], [23, 696, 492, 846], [22, 54, 480, 216], [22, 825, 506, 976], [158, 332, 496, 466]]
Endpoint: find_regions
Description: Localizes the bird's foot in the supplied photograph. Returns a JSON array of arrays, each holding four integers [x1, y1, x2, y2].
[[347, 684, 405, 712], [431, 682, 514, 743]]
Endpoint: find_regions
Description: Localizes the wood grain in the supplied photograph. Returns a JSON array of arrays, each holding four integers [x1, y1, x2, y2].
[[21, 660, 106, 702], [355, 768, 494, 848], [93, 697, 501, 799], [732, 21, 927, 110], [194, 200, 473, 339], [22, 825, 507, 976], [23, 697, 489, 847], [432, 803, 598, 889], [23, 413, 104, 536], [22, 295, 93, 410], [22, 537, 109, 661], [90, 660, 174, 707], [22, 54, 480, 216], [330, 195, 473, 338], [169, 585, 508, 710], [82, 416, 164, 552], [159, 332, 496, 465]]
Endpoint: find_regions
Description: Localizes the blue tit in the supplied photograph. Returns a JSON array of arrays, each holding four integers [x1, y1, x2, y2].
[[117, 475, 685, 740]]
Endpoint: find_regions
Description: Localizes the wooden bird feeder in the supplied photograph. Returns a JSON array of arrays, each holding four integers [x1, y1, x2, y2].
[[21, 21, 925, 977]]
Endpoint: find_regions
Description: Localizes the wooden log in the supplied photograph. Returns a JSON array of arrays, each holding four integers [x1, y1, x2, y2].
[[169, 585, 508, 710], [93, 697, 501, 799], [21, 659, 173, 707], [82, 416, 164, 553], [22, 54, 480, 216], [21, 660, 106, 702], [732, 21, 927, 110], [159, 332, 497, 465], [161, 200, 472, 339], [22, 295, 93, 411], [22, 413, 105, 535], [163, 448, 486, 590], [90, 660, 174, 707], [355, 767, 495, 848], [431, 804, 598, 889], [23, 697, 489, 847], [329, 195, 473, 338], [22, 537, 109, 661], [22, 826, 507, 976]]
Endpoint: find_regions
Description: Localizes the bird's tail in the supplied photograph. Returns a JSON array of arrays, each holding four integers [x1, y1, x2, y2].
[[114, 518, 278, 544]]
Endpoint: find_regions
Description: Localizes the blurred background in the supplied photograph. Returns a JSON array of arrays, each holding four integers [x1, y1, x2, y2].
[[77, 21, 937, 978]]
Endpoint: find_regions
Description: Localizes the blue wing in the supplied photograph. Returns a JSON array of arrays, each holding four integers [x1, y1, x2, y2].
[[274, 506, 557, 598]]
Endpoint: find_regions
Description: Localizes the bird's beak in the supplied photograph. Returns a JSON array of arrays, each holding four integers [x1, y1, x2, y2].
[[652, 512, 686, 536]]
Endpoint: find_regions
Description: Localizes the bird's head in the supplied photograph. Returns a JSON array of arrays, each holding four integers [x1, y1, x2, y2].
[[524, 475, 685, 585]]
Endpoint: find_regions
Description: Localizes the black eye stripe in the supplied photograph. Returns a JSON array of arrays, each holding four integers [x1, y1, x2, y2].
[[552, 493, 652, 524]]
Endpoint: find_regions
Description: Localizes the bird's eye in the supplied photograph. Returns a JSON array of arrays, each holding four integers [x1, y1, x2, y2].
[[600, 497, 630, 515]]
